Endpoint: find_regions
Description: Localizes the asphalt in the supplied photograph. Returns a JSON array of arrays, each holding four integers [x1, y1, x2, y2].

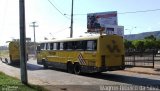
[[1, 57, 160, 76], [1, 58, 160, 91]]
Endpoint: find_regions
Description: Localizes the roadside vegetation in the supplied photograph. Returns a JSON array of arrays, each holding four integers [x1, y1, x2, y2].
[[0, 50, 8, 56], [124, 35, 160, 54], [0, 72, 48, 91]]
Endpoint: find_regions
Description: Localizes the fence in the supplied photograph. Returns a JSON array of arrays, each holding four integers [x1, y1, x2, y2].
[[125, 51, 156, 68]]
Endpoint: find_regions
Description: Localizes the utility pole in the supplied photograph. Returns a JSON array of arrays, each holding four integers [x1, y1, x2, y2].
[[70, 0, 74, 38], [30, 22, 38, 56], [19, 0, 28, 84]]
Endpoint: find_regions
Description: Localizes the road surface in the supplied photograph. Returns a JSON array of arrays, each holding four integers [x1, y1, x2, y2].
[[0, 58, 160, 91]]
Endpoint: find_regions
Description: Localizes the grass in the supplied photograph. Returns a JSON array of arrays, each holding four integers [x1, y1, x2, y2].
[[0, 50, 9, 57], [0, 72, 48, 91]]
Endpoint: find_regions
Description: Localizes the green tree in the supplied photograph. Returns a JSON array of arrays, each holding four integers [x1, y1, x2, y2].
[[144, 35, 156, 41], [156, 39, 160, 49], [132, 40, 144, 51], [144, 35, 157, 49], [124, 39, 133, 50]]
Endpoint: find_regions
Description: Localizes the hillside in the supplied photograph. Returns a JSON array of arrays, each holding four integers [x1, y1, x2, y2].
[[124, 31, 160, 40]]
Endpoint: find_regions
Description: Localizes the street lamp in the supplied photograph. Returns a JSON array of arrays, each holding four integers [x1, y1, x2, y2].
[[125, 27, 136, 35]]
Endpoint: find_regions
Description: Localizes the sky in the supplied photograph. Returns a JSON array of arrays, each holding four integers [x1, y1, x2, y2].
[[0, 0, 160, 45]]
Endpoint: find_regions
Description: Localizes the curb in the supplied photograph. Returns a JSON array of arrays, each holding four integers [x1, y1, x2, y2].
[[124, 70, 160, 76]]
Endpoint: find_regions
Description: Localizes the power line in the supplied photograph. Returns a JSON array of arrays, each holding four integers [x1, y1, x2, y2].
[[119, 9, 160, 14], [47, 0, 70, 19], [66, 8, 160, 16], [53, 27, 70, 34], [47, 0, 63, 15]]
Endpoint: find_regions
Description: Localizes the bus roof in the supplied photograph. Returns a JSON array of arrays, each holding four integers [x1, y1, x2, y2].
[[37, 35, 120, 44], [38, 35, 101, 43]]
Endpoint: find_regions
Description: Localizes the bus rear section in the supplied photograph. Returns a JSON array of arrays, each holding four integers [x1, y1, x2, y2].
[[8, 42, 20, 64], [8, 41, 28, 64], [0, 41, 28, 65], [97, 35, 125, 71]]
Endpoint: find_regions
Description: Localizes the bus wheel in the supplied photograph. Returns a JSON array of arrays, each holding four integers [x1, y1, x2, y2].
[[67, 62, 73, 73], [42, 60, 48, 69], [74, 63, 81, 75], [121, 66, 125, 70], [5, 58, 8, 64], [5, 58, 12, 65]]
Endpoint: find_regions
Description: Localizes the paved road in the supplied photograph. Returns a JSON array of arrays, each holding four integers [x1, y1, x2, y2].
[[0, 58, 160, 91]]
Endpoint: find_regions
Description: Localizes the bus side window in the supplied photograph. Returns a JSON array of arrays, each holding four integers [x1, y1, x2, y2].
[[53, 42, 59, 50], [67, 42, 73, 50], [50, 43, 54, 50], [53, 43, 56, 50], [87, 40, 97, 51], [37, 45, 41, 51], [75, 41, 81, 50], [44, 43, 49, 50], [60, 42, 64, 50], [40, 43, 45, 50], [83, 41, 87, 50], [57, 42, 60, 50], [75, 41, 85, 50], [63, 42, 67, 50], [44, 43, 47, 50], [47, 43, 50, 50]]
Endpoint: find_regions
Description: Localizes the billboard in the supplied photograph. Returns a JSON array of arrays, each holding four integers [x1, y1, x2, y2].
[[104, 25, 124, 37], [87, 11, 117, 32], [115, 26, 124, 36]]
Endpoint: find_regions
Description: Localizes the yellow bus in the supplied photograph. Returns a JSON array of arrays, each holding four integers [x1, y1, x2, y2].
[[8, 41, 20, 64], [1, 41, 28, 65], [37, 35, 125, 74]]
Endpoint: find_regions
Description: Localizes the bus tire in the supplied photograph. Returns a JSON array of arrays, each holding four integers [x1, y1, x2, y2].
[[121, 66, 125, 70], [5, 58, 12, 65], [42, 59, 48, 69], [67, 62, 73, 73], [73, 63, 81, 75], [5, 58, 8, 64]]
